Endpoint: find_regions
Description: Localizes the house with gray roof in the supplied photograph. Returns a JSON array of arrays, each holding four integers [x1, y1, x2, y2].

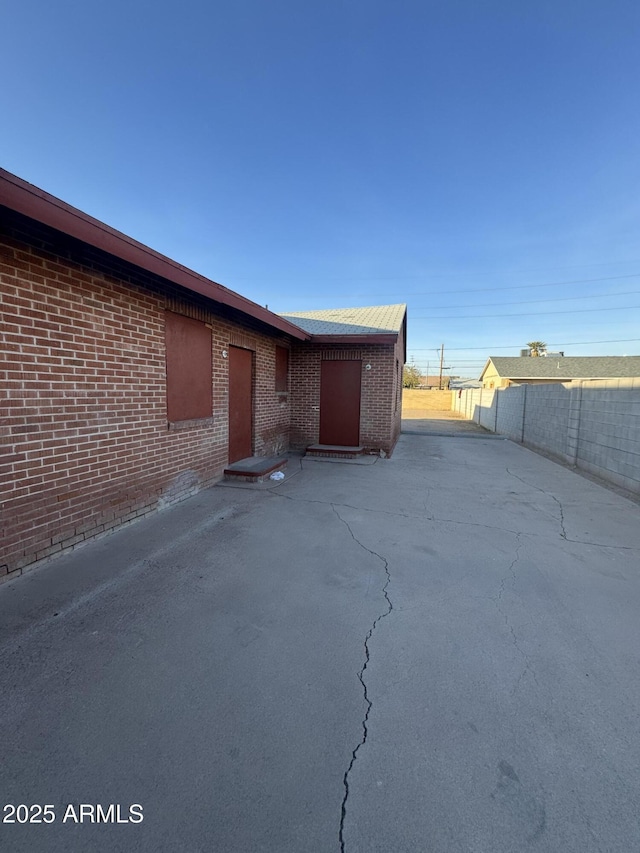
[[480, 356, 640, 388]]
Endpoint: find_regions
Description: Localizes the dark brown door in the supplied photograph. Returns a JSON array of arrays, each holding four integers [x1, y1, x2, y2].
[[228, 346, 253, 462], [319, 360, 362, 446]]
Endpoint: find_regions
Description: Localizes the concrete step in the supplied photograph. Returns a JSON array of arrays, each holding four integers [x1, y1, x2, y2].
[[224, 456, 288, 483], [305, 444, 365, 459]]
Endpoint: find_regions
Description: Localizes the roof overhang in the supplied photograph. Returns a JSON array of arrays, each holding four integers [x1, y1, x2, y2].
[[479, 358, 493, 379], [0, 169, 310, 341]]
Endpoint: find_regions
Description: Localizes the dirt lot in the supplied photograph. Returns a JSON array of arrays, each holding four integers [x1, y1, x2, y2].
[[401, 388, 484, 435], [401, 388, 457, 417]]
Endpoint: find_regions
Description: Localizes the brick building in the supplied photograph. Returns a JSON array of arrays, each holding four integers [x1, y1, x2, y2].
[[281, 306, 406, 454], [1, 170, 406, 579]]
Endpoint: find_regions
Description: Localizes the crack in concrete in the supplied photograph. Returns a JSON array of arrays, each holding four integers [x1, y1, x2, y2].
[[331, 505, 392, 853], [562, 539, 640, 551], [554, 496, 567, 539], [493, 535, 521, 605], [269, 490, 432, 522], [269, 474, 640, 551], [581, 809, 605, 853], [275, 491, 548, 538], [505, 468, 640, 551], [492, 534, 540, 694], [269, 491, 534, 536], [506, 467, 567, 539], [431, 517, 522, 536]]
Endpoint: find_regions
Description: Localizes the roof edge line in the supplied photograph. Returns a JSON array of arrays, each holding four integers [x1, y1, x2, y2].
[[307, 333, 399, 344], [0, 169, 310, 340]]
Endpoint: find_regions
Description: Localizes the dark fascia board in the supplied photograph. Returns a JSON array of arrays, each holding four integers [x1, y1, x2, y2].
[[401, 312, 407, 363], [0, 169, 309, 341], [308, 334, 398, 345]]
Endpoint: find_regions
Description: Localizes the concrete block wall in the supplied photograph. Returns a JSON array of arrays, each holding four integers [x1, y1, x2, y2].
[[454, 388, 483, 422], [460, 389, 482, 421], [478, 389, 498, 431], [521, 384, 570, 460], [0, 209, 293, 579], [574, 379, 640, 493], [453, 379, 640, 494], [495, 384, 525, 441], [453, 387, 509, 433]]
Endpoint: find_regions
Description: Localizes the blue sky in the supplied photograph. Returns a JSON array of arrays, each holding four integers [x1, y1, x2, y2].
[[3, 0, 640, 377]]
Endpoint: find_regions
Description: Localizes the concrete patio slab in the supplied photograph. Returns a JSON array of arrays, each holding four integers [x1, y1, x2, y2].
[[1, 432, 639, 852], [402, 414, 493, 437]]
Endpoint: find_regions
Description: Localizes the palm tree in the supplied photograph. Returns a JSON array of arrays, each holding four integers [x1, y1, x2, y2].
[[526, 340, 547, 357]]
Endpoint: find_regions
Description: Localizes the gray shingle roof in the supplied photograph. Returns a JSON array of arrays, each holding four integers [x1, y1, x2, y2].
[[279, 304, 406, 336], [484, 356, 640, 380]]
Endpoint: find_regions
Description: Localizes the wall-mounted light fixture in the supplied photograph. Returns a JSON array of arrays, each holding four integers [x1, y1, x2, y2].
[[365, 364, 372, 370], [222, 350, 228, 359]]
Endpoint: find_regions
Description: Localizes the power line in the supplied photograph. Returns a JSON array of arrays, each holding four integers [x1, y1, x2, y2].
[[411, 304, 640, 320], [233, 266, 640, 284], [403, 273, 640, 296], [285, 271, 640, 297], [408, 337, 640, 351], [410, 289, 640, 311]]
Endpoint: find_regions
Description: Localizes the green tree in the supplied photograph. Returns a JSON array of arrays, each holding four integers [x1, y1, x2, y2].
[[527, 340, 547, 357], [403, 363, 422, 388]]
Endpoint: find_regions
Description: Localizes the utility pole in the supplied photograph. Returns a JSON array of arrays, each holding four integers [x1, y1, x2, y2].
[[438, 344, 444, 390]]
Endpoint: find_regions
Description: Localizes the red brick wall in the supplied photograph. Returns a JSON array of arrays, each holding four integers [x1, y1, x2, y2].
[[0, 210, 292, 580], [289, 341, 401, 455]]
